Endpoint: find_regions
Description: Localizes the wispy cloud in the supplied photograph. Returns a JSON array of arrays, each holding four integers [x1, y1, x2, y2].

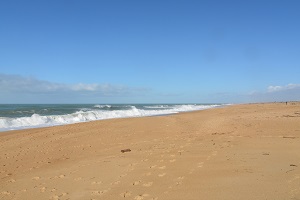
[[246, 83, 300, 102], [0, 74, 150, 103], [267, 83, 300, 93], [203, 84, 300, 103], [0, 74, 134, 95]]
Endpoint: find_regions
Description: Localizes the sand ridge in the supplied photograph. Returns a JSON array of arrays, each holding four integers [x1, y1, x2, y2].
[[0, 102, 300, 199]]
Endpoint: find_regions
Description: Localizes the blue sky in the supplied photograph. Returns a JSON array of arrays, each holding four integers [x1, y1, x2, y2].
[[1, 0, 300, 103]]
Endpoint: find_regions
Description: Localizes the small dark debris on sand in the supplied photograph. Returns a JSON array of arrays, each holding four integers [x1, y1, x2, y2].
[[283, 136, 297, 139], [121, 149, 131, 153]]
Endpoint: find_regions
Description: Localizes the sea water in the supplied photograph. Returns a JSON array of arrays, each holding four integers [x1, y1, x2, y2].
[[0, 104, 222, 132]]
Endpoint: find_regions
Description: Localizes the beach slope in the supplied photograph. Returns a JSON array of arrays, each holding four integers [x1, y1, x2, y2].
[[1, 103, 300, 200]]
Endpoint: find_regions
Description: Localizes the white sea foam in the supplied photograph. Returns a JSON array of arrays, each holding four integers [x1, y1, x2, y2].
[[143, 105, 170, 109], [0, 104, 221, 132], [94, 104, 112, 109]]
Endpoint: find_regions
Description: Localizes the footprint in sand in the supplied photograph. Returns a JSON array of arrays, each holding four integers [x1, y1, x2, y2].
[[60, 192, 68, 197], [144, 172, 152, 176], [149, 165, 157, 169], [1, 191, 11, 195], [58, 174, 65, 178], [288, 174, 300, 183], [50, 195, 59, 200], [32, 176, 40, 180], [120, 191, 131, 198], [134, 194, 149, 200], [8, 179, 16, 183], [133, 180, 141, 185], [143, 182, 153, 187], [50, 192, 68, 200], [127, 168, 135, 172], [40, 187, 46, 192], [120, 174, 127, 178], [91, 181, 102, 185], [74, 177, 82, 181], [176, 181, 183, 186], [52, 174, 65, 179], [198, 162, 204, 168], [135, 196, 144, 200], [112, 180, 121, 185], [158, 173, 166, 177], [91, 190, 107, 196]]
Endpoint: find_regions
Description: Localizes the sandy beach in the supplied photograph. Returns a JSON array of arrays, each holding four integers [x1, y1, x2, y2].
[[0, 102, 299, 200]]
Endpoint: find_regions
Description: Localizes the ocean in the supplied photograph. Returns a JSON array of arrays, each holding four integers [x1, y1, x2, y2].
[[0, 104, 223, 132]]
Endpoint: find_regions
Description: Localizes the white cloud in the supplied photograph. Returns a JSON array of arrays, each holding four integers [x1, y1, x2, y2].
[[71, 83, 100, 91], [267, 83, 300, 93], [244, 83, 300, 102], [0, 74, 150, 103], [203, 84, 300, 104]]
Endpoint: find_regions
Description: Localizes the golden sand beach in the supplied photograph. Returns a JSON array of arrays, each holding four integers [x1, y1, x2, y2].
[[0, 103, 300, 200]]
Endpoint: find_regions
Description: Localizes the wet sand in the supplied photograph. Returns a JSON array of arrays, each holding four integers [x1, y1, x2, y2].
[[1, 102, 300, 200]]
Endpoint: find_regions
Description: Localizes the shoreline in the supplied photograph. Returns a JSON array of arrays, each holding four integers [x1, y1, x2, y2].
[[0, 104, 224, 133], [1, 102, 299, 199]]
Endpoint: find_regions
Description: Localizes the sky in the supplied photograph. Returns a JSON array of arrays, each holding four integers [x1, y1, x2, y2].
[[0, 0, 300, 104]]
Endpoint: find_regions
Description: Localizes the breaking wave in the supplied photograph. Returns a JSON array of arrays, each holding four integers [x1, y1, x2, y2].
[[0, 104, 221, 131]]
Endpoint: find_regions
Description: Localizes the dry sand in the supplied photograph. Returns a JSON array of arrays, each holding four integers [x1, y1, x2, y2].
[[0, 102, 300, 200]]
